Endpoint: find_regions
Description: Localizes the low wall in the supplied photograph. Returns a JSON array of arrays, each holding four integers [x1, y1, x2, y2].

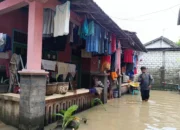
[[0, 93, 19, 127], [0, 89, 98, 128]]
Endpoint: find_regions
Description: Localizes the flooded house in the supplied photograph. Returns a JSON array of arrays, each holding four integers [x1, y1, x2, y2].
[[0, 0, 146, 129]]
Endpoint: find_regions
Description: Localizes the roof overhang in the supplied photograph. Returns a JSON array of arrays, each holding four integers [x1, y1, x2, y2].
[[147, 47, 180, 51], [124, 30, 147, 52], [68, 0, 141, 49]]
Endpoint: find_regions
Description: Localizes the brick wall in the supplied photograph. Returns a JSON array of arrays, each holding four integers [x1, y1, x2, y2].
[[138, 51, 180, 86]]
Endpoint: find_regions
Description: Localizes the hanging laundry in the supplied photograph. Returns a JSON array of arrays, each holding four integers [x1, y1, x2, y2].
[[0, 33, 6, 52], [116, 40, 121, 49], [68, 64, 76, 77], [111, 34, 116, 53], [116, 48, 121, 75], [43, 9, 55, 37], [111, 72, 118, 81], [99, 28, 105, 54], [133, 55, 138, 69], [70, 22, 75, 43], [88, 21, 95, 36], [3, 35, 11, 52], [54, 1, 70, 37], [134, 67, 137, 74], [57, 62, 69, 80], [81, 49, 92, 58], [111, 52, 116, 72], [124, 49, 133, 63], [101, 55, 111, 72], [108, 42, 111, 55], [78, 18, 89, 40], [0, 33, 5, 46], [42, 59, 56, 71], [107, 33, 112, 55], [86, 22, 101, 53], [104, 39, 108, 54]]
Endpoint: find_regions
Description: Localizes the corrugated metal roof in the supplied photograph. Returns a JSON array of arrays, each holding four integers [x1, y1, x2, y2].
[[144, 36, 178, 48], [59, 0, 146, 52]]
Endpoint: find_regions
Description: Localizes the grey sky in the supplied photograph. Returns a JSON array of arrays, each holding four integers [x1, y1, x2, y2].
[[94, 0, 180, 44]]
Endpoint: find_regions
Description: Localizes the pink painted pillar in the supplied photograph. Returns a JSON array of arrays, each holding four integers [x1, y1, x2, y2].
[[26, 1, 43, 71]]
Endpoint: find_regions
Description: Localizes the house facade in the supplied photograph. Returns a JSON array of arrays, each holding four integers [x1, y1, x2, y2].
[[138, 36, 180, 87]]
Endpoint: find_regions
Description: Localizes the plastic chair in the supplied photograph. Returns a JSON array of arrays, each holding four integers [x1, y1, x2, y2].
[[132, 89, 139, 95]]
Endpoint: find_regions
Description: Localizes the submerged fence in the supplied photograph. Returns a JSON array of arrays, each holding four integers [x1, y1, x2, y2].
[[152, 83, 180, 91]]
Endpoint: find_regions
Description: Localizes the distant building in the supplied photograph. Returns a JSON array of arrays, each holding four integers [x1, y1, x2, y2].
[[138, 36, 180, 87]]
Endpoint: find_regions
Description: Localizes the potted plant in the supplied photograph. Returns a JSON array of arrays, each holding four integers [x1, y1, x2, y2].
[[91, 98, 106, 111], [55, 105, 80, 130]]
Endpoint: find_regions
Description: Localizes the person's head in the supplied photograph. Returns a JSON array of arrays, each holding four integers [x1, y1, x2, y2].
[[141, 66, 147, 73]]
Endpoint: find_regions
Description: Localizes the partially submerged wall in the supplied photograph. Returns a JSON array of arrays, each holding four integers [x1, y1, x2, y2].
[[138, 51, 180, 87]]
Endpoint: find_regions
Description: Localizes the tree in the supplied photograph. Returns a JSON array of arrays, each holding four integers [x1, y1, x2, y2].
[[176, 40, 180, 46]]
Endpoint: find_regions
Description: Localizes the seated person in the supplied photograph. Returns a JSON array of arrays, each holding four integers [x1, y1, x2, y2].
[[89, 77, 104, 95]]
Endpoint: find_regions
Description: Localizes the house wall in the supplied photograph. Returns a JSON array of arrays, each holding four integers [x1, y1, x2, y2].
[[146, 41, 171, 48], [0, 9, 28, 36], [138, 51, 180, 86]]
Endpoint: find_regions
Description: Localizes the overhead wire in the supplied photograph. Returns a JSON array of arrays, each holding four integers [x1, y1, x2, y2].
[[109, 3, 180, 21]]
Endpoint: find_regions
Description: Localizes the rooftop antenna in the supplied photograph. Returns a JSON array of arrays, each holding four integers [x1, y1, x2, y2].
[[161, 28, 166, 47]]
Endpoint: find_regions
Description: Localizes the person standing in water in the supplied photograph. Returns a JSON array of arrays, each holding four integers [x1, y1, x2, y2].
[[138, 66, 154, 101]]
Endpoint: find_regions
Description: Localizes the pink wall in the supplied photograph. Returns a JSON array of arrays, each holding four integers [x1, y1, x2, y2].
[[0, 9, 28, 36], [82, 57, 99, 72], [58, 43, 71, 62]]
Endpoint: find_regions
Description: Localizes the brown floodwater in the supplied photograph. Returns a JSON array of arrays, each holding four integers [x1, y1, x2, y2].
[[77, 91, 180, 130], [1, 91, 180, 130]]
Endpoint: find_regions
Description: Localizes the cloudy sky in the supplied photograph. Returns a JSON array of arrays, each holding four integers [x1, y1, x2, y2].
[[94, 0, 180, 44]]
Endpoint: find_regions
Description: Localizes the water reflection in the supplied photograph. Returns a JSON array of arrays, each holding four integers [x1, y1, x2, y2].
[[78, 91, 180, 130]]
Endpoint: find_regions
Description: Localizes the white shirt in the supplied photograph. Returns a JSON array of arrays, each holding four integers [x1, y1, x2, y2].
[[54, 1, 70, 37]]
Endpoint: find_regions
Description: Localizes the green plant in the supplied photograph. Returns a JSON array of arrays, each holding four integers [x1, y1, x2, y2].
[[91, 98, 106, 111], [56, 105, 80, 130]]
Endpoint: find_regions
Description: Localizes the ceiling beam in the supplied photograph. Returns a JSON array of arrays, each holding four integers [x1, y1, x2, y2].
[[0, 0, 28, 15]]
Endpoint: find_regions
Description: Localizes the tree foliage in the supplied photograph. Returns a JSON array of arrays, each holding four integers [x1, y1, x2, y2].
[[176, 40, 180, 46]]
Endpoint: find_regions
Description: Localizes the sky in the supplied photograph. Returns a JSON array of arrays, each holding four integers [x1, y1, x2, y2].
[[94, 0, 180, 44]]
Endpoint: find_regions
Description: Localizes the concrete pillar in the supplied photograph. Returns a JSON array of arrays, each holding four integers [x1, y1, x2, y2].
[[26, 0, 43, 70], [19, 72, 47, 130], [19, 1, 47, 130], [118, 76, 122, 98], [102, 75, 108, 103]]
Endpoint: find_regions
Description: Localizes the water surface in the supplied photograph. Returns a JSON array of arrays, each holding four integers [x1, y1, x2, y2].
[[78, 91, 180, 130]]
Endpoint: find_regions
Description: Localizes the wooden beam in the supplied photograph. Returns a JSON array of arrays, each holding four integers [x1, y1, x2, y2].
[[71, 1, 91, 6], [0, 0, 28, 15], [73, 9, 97, 14]]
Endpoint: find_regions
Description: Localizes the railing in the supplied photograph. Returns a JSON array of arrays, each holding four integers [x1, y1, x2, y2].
[[45, 92, 98, 126], [0, 90, 99, 128]]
